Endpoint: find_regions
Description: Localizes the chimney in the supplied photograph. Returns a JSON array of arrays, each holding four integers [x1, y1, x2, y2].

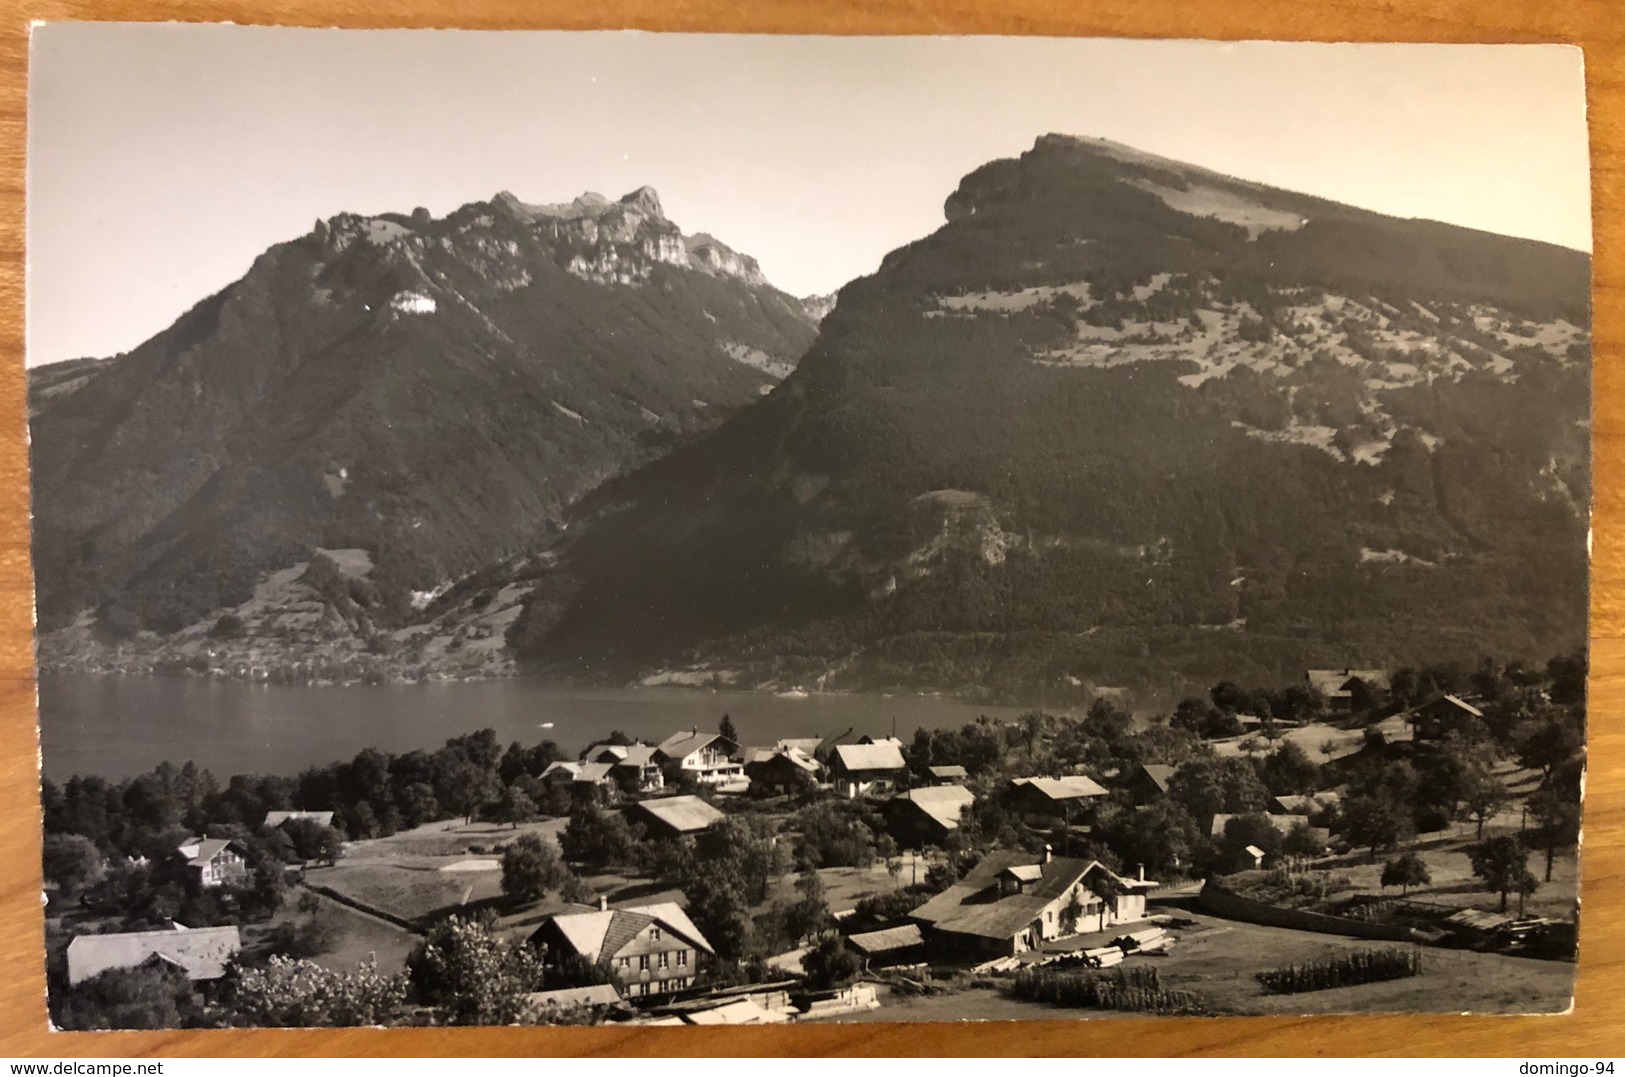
[[598, 894, 608, 912], [1138, 864, 1146, 882], [1042, 843, 1053, 865]]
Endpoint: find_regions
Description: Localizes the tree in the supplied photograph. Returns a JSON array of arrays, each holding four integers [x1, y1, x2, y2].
[[718, 713, 740, 748], [491, 784, 539, 829], [1217, 814, 1285, 871], [1461, 772, 1510, 839], [43, 833, 103, 898], [1527, 780, 1582, 883], [560, 807, 640, 871], [1381, 852, 1432, 896], [682, 873, 754, 964], [407, 913, 547, 1025], [501, 833, 569, 903], [1260, 741, 1320, 796], [52, 964, 202, 1031], [229, 956, 408, 1027], [280, 819, 344, 866], [398, 782, 441, 828], [1282, 821, 1327, 861], [1339, 795, 1410, 862], [1167, 757, 1269, 825], [1515, 718, 1583, 783], [801, 936, 862, 990], [1468, 836, 1539, 913], [782, 868, 834, 946], [1319, 739, 1340, 764], [1098, 800, 1202, 877]]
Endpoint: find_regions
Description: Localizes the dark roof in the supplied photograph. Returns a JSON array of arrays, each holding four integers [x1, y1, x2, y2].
[[909, 851, 1098, 941], [1137, 765, 1176, 795]]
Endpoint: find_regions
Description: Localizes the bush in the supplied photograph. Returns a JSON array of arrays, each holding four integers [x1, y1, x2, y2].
[[1256, 948, 1422, 994], [1010, 966, 1202, 1014]]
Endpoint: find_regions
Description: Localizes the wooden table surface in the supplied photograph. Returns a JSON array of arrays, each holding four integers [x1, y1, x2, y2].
[[0, 0, 1620, 1056]]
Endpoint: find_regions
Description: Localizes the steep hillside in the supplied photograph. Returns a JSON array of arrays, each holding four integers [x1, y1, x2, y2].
[[30, 186, 818, 647], [514, 135, 1591, 701]]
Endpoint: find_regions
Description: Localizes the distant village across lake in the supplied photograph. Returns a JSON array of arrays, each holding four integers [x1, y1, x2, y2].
[[43, 657, 1583, 1027]]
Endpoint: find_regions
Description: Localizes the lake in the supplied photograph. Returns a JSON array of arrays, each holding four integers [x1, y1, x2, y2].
[[36, 673, 1033, 781]]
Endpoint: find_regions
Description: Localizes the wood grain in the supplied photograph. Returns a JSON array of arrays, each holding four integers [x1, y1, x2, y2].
[[0, 0, 1620, 1056]]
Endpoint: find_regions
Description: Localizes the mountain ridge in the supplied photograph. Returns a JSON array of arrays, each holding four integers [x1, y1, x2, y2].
[[505, 133, 1591, 702], [29, 183, 820, 650]]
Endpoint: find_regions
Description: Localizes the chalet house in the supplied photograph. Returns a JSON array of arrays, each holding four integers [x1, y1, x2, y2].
[[909, 849, 1157, 958], [1306, 668, 1391, 712], [66, 925, 241, 985], [580, 743, 666, 794], [742, 746, 822, 796], [1126, 764, 1176, 804], [845, 923, 926, 969], [1270, 791, 1341, 817], [539, 761, 617, 799], [654, 731, 744, 787], [626, 794, 726, 840], [171, 836, 249, 889], [1412, 694, 1488, 742], [530, 901, 715, 1001], [926, 765, 969, 785], [776, 737, 826, 757], [884, 785, 975, 848], [1009, 775, 1109, 825], [828, 742, 908, 799]]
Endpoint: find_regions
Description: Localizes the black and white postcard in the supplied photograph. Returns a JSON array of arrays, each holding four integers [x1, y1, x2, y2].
[[27, 26, 1590, 1029]]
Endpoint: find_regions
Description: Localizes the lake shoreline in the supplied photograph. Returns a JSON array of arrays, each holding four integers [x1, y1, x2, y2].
[[36, 672, 1035, 783]]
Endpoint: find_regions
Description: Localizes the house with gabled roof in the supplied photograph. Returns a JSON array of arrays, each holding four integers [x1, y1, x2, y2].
[[1127, 764, 1176, 804], [626, 794, 726, 839], [66, 925, 241, 985], [539, 760, 618, 799], [884, 785, 975, 848], [926, 764, 969, 784], [170, 836, 249, 889], [1412, 694, 1488, 742], [654, 730, 744, 787], [828, 742, 908, 799], [530, 900, 715, 1002], [580, 742, 665, 793], [1270, 791, 1341, 817], [1009, 775, 1109, 825], [908, 849, 1156, 958], [742, 746, 822, 796], [1306, 668, 1391, 712]]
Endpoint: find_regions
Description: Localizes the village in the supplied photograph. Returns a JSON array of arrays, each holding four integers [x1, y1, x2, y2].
[[41, 658, 1584, 1028]]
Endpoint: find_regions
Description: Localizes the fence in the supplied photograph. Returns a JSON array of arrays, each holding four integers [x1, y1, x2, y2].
[[1198, 880, 1421, 942]]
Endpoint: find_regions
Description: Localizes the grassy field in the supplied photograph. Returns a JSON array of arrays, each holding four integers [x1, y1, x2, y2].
[[833, 905, 1574, 1022]]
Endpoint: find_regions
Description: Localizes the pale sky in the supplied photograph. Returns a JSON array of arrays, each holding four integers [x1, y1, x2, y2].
[[27, 27, 1590, 366]]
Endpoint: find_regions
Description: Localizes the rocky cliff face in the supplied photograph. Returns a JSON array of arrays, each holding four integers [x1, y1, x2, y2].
[[30, 185, 819, 649], [510, 134, 1591, 701]]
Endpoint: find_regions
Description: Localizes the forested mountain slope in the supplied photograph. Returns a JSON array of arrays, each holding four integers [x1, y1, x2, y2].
[[514, 135, 1591, 701]]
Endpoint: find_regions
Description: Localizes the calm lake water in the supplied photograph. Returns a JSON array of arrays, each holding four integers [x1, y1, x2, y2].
[[36, 674, 1031, 781]]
